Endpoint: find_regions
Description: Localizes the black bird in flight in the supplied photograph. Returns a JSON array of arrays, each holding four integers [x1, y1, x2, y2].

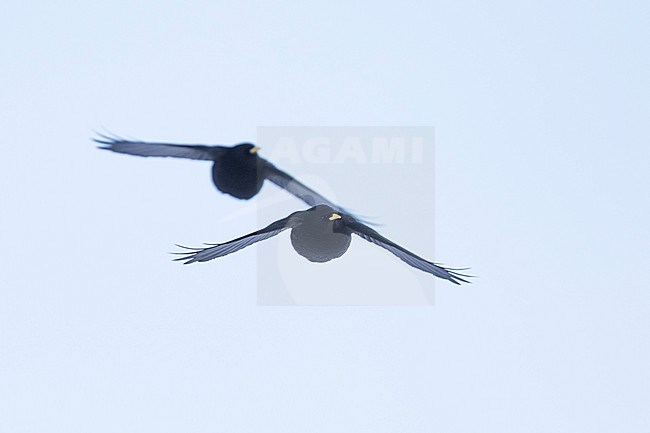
[[175, 205, 470, 285], [95, 133, 357, 215]]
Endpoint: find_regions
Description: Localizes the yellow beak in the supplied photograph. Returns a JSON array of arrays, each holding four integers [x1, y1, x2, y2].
[[249, 146, 260, 154], [329, 213, 342, 221]]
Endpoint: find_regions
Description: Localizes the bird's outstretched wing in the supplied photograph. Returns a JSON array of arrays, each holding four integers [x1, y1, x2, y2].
[[342, 215, 471, 285], [174, 214, 298, 264], [263, 162, 342, 208], [263, 161, 370, 222], [94, 133, 224, 161]]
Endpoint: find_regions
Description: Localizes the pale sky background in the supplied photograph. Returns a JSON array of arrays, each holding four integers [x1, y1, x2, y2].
[[1, 1, 649, 432]]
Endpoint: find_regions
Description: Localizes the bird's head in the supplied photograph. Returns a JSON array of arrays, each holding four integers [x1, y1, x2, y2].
[[308, 205, 344, 228], [232, 143, 261, 158]]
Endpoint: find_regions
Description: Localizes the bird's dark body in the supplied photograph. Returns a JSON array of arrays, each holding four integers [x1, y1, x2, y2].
[[211, 154, 264, 199], [290, 213, 351, 263]]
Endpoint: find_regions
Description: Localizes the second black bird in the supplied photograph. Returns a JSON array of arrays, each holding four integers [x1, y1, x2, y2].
[[96, 133, 355, 214]]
